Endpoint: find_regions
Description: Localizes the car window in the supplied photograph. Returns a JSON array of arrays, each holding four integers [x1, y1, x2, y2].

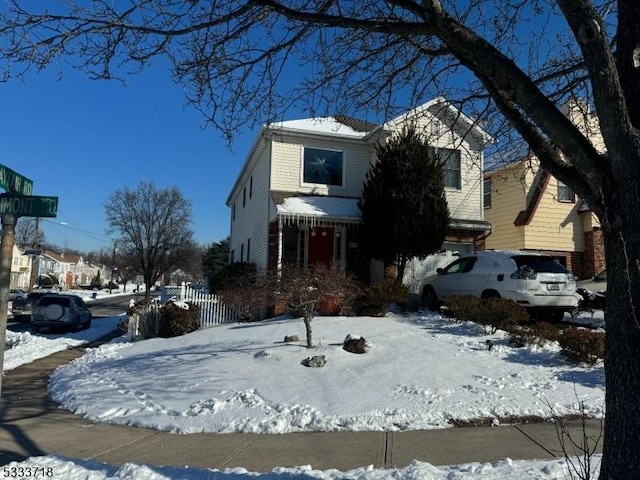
[[442, 257, 477, 274], [72, 297, 87, 309], [594, 270, 607, 281], [38, 296, 71, 307], [512, 255, 570, 274]]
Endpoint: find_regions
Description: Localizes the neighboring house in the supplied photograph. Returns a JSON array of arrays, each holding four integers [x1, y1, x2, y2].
[[37, 250, 78, 287], [227, 97, 493, 292], [10, 245, 31, 289], [483, 99, 605, 280], [73, 256, 103, 286]]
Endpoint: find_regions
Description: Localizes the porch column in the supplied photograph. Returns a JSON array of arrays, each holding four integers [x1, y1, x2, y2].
[[277, 217, 283, 276]]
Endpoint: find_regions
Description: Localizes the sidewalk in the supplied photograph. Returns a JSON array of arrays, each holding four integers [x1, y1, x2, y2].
[[0, 334, 603, 472]]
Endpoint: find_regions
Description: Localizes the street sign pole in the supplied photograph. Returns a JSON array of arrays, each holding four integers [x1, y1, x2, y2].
[[0, 214, 16, 400], [0, 164, 54, 403]]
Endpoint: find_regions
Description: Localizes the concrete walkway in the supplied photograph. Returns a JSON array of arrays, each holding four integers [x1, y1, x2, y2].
[[0, 334, 604, 472]]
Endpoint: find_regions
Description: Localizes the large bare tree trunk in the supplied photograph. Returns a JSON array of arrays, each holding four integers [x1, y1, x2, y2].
[[600, 189, 640, 479]]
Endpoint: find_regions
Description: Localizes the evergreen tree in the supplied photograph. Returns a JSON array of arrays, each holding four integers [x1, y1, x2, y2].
[[359, 126, 450, 282], [202, 237, 230, 291]]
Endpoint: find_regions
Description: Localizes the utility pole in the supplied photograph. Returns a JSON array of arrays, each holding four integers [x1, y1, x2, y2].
[[109, 241, 118, 294], [0, 214, 17, 399], [28, 217, 40, 292]]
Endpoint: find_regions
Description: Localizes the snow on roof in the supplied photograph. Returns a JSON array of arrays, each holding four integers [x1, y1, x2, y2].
[[270, 117, 371, 138], [276, 196, 362, 225]]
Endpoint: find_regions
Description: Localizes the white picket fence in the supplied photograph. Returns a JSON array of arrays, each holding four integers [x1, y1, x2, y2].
[[163, 284, 239, 328]]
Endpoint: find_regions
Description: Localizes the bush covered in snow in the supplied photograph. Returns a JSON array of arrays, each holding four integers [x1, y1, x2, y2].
[[444, 295, 529, 334], [351, 279, 409, 316], [558, 327, 605, 364], [157, 301, 201, 338]]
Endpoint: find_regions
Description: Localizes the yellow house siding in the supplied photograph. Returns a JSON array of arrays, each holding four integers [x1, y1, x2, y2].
[[484, 166, 528, 250], [524, 176, 585, 252]]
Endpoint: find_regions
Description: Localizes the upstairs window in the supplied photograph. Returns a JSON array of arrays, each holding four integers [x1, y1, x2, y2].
[[557, 180, 575, 203], [484, 178, 492, 209], [303, 147, 343, 186], [431, 147, 462, 190]]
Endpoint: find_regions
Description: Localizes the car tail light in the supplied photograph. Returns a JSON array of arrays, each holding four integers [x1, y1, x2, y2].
[[510, 266, 537, 280]]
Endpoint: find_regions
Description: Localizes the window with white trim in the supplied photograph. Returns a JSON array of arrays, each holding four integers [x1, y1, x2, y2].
[[431, 147, 462, 189], [302, 147, 344, 186], [557, 180, 575, 203], [483, 178, 492, 209]]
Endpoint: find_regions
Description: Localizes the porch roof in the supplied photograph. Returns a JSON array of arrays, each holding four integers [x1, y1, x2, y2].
[[274, 195, 362, 225]]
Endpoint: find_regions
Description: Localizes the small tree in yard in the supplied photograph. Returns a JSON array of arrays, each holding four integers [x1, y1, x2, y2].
[[276, 263, 362, 348], [359, 126, 450, 282]]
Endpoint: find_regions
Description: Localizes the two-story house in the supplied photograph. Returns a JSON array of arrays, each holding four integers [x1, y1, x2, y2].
[[227, 98, 493, 291], [483, 99, 605, 279], [10, 245, 31, 289]]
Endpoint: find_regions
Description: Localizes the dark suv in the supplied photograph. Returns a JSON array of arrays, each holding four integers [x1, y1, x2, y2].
[[12, 291, 51, 322], [31, 294, 92, 333]]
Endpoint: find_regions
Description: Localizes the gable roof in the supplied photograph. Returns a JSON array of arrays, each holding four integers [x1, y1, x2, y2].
[[44, 250, 81, 264], [269, 116, 375, 139], [385, 97, 494, 147], [513, 170, 551, 226]]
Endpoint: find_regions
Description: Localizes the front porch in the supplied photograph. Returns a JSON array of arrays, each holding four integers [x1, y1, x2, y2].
[[267, 194, 368, 279]]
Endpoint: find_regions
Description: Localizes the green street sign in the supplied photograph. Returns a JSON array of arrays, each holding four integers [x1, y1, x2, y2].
[[0, 194, 58, 218], [0, 164, 33, 195]]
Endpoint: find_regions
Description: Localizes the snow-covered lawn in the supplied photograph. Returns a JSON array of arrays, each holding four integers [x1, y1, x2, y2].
[[48, 311, 605, 434], [3, 307, 605, 479], [4, 454, 602, 480]]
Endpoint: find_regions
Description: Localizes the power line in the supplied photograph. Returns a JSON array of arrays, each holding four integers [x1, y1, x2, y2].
[[41, 218, 113, 244]]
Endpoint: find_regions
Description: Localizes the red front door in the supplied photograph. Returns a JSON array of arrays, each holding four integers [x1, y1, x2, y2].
[[307, 227, 334, 266]]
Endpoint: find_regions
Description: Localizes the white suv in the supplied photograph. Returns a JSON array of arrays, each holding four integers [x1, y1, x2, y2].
[[421, 250, 580, 321]]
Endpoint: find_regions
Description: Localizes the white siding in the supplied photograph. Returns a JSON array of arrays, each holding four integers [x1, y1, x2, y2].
[[270, 136, 373, 197], [392, 110, 485, 223], [229, 143, 272, 273]]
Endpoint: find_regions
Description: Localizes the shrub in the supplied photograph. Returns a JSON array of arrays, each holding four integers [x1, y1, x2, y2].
[[444, 295, 529, 334], [508, 322, 559, 348], [351, 280, 409, 316], [219, 281, 273, 322], [530, 321, 561, 343], [210, 262, 257, 293], [157, 301, 201, 338], [558, 327, 605, 364]]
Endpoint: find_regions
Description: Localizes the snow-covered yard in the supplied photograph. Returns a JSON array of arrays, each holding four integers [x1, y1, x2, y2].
[[3, 306, 605, 479]]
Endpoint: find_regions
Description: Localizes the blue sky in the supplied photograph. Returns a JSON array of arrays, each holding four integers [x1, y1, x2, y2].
[[0, 63, 258, 253]]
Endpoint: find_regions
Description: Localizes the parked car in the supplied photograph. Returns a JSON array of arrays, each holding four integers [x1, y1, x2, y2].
[[577, 269, 607, 294], [31, 294, 92, 333], [421, 250, 580, 321], [12, 291, 52, 322], [9, 289, 27, 302]]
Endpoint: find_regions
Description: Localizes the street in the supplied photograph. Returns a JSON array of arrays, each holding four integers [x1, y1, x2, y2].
[[7, 292, 138, 333]]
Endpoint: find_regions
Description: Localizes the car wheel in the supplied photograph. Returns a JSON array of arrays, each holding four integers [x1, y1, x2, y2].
[[422, 287, 440, 312], [83, 318, 92, 330], [481, 290, 501, 299], [545, 310, 565, 323]]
